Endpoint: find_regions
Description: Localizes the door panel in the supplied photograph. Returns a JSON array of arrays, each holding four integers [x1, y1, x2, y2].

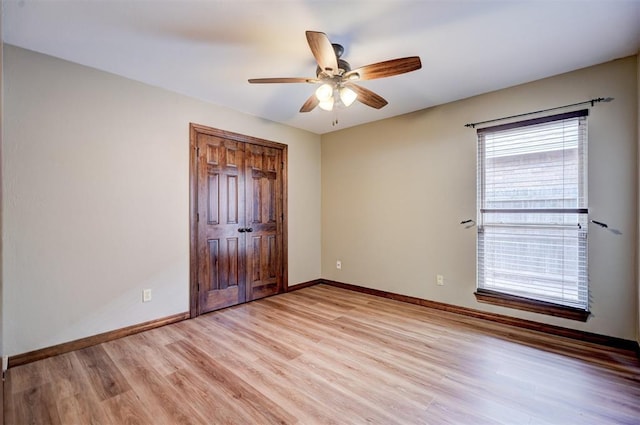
[[245, 144, 283, 301], [197, 134, 246, 314]]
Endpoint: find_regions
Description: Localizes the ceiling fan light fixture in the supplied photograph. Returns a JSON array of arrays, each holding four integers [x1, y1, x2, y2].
[[339, 87, 357, 107], [319, 97, 334, 111], [315, 83, 334, 102]]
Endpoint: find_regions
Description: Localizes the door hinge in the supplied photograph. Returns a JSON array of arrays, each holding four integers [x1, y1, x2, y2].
[[197, 282, 200, 291], [281, 161, 284, 170], [195, 146, 200, 157], [197, 212, 200, 222]]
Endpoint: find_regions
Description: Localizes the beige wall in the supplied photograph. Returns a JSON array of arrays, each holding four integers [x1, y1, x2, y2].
[[2, 45, 322, 356], [322, 56, 638, 340], [2, 44, 637, 356]]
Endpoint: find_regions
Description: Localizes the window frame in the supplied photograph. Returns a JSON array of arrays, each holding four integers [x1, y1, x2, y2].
[[474, 110, 590, 322]]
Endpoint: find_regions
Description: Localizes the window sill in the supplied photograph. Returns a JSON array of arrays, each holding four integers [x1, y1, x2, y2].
[[474, 289, 590, 322]]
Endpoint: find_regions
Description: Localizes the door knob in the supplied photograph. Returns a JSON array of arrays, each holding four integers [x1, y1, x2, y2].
[[246, 228, 253, 233], [238, 228, 246, 233]]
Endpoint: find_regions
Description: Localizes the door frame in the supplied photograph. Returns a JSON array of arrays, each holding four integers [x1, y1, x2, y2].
[[189, 123, 288, 318]]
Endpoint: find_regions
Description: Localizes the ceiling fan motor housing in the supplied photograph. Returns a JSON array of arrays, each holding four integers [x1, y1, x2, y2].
[[313, 43, 350, 78], [316, 58, 351, 78]]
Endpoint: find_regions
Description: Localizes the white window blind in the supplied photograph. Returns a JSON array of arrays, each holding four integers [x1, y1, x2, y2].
[[477, 110, 588, 310]]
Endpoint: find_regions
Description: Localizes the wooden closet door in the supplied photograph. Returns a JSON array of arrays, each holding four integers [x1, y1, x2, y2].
[[245, 144, 284, 301], [190, 124, 287, 317], [195, 133, 247, 314]]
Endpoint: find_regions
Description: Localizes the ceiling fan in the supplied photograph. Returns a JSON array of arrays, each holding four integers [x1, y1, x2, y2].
[[248, 31, 422, 113]]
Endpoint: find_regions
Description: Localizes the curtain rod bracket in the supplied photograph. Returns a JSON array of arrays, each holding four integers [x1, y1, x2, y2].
[[590, 219, 608, 228]]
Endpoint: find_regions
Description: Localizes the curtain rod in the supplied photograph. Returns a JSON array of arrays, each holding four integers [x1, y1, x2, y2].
[[464, 97, 613, 129]]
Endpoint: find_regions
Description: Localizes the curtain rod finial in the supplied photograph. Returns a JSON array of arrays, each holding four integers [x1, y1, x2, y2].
[[592, 97, 614, 106]]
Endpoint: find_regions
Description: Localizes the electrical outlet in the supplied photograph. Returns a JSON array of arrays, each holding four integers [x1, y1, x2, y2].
[[336, 260, 342, 270], [143, 289, 152, 302], [436, 274, 444, 286]]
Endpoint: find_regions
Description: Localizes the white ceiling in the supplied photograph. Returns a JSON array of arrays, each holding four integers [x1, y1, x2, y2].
[[3, 0, 640, 134]]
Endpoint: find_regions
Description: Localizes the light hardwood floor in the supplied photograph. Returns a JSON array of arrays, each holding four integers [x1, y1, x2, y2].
[[5, 284, 640, 424]]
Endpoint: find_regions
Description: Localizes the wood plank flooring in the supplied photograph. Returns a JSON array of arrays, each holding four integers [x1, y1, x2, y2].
[[5, 284, 640, 424]]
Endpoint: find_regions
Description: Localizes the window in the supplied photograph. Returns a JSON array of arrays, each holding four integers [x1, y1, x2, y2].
[[475, 110, 589, 321]]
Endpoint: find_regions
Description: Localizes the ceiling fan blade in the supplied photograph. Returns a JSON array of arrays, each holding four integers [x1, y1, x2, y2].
[[306, 31, 339, 76], [248, 77, 317, 84], [345, 56, 422, 81], [299, 93, 319, 113], [347, 84, 388, 109]]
